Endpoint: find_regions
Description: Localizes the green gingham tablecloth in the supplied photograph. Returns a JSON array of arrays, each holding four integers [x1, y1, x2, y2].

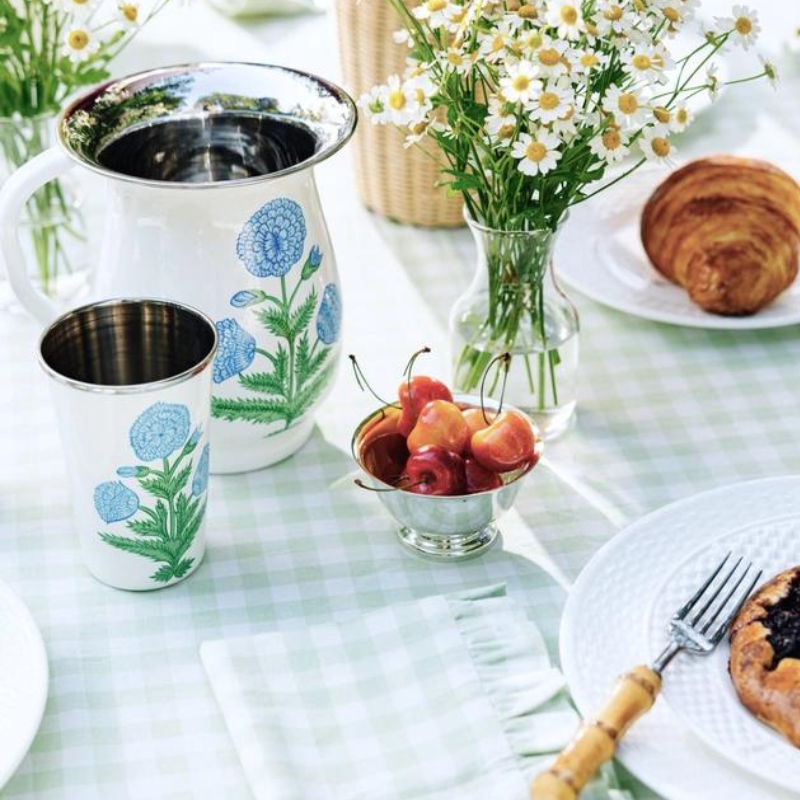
[[2, 3, 800, 799]]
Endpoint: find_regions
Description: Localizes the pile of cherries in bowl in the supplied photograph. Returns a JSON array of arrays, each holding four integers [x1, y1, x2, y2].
[[354, 359, 542, 497]]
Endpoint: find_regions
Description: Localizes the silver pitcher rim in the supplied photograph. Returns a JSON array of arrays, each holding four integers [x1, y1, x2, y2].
[[57, 61, 358, 190], [38, 297, 218, 394]]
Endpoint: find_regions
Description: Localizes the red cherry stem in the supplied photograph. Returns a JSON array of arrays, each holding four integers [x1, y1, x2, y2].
[[349, 355, 401, 409], [480, 352, 511, 424], [403, 345, 431, 411]]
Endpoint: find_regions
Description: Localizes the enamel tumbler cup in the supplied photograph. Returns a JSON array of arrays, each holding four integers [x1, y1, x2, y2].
[[38, 298, 217, 590]]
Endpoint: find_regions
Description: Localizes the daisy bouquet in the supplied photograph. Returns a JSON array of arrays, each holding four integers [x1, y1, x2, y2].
[[0, 0, 170, 294], [361, 0, 773, 420]]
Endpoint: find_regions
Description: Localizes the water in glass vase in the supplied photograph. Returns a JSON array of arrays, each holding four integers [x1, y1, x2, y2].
[[449, 218, 580, 440]]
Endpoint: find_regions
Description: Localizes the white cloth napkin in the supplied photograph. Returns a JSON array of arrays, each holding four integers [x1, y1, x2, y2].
[[200, 584, 628, 800]]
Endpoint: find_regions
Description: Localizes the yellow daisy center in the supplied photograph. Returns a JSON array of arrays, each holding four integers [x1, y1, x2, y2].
[[426, 0, 447, 12], [585, 20, 599, 35], [663, 6, 679, 22], [70, 0, 91, 5], [120, 3, 138, 21], [512, 74, 531, 92], [560, 5, 578, 24], [651, 137, 670, 157], [410, 121, 428, 136], [653, 106, 671, 123], [735, 16, 753, 35], [526, 32, 544, 49], [539, 91, 560, 110], [604, 5, 623, 21], [492, 35, 506, 52], [526, 141, 548, 162], [447, 51, 464, 66], [498, 123, 516, 139], [632, 54, 652, 71], [68, 29, 89, 49], [602, 129, 622, 149], [580, 53, 599, 68], [538, 47, 561, 67], [676, 108, 689, 124], [618, 93, 638, 114], [415, 88, 427, 104], [518, 3, 538, 18], [388, 90, 407, 111]]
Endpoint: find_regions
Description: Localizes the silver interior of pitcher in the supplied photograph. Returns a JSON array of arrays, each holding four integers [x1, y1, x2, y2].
[[59, 62, 357, 187]]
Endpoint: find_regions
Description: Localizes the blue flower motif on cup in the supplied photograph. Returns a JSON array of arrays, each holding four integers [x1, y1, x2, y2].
[[130, 402, 191, 462], [230, 289, 267, 308], [94, 481, 139, 523], [117, 466, 150, 478], [192, 444, 210, 497], [236, 197, 306, 278], [316, 283, 342, 345], [213, 318, 257, 384]]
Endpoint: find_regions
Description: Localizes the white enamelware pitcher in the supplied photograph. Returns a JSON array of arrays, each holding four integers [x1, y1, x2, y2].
[[0, 62, 356, 474]]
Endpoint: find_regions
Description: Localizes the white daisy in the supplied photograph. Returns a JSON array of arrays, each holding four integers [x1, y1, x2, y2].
[[527, 79, 574, 124], [485, 110, 518, 144], [669, 105, 693, 133], [530, 38, 571, 78], [571, 49, 609, 78], [640, 125, 676, 165], [552, 105, 578, 139], [546, 0, 584, 40], [413, 0, 457, 30], [602, 85, 649, 129], [479, 20, 517, 62], [594, 0, 638, 36], [379, 75, 421, 125], [442, 47, 473, 75], [63, 26, 98, 61], [511, 130, 562, 175], [500, 61, 541, 104], [511, 2, 542, 25], [716, 5, 760, 49], [622, 46, 664, 82], [706, 63, 721, 103], [57, 0, 96, 17], [759, 55, 779, 91], [117, 2, 140, 26], [589, 126, 629, 163]]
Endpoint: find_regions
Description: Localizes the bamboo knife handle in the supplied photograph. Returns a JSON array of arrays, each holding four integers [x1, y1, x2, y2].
[[530, 665, 662, 800]]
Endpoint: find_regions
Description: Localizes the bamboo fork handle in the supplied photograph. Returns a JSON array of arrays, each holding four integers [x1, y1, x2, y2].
[[530, 665, 662, 800]]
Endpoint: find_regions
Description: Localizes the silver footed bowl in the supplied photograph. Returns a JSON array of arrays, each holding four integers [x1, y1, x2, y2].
[[351, 394, 543, 560]]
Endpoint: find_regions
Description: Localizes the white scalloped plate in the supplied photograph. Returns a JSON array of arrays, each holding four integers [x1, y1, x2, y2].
[[0, 579, 48, 791], [648, 515, 800, 793], [560, 477, 800, 800], [556, 169, 800, 330]]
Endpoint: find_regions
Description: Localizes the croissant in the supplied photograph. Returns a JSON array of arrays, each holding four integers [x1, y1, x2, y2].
[[640, 156, 800, 315]]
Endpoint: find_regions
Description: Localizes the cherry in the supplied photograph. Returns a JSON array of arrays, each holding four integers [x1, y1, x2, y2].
[[360, 432, 410, 486], [461, 406, 494, 455], [407, 400, 470, 455], [464, 458, 503, 494], [470, 410, 538, 473], [398, 376, 453, 436], [404, 445, 466, 496]]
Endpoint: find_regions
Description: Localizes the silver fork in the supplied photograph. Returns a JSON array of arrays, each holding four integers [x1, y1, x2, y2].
[[531, 552, 763, 800]]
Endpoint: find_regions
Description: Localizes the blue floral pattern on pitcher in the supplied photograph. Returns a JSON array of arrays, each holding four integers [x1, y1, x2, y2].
[[236, 197, 306, 278], [211, 196, 341, 433]]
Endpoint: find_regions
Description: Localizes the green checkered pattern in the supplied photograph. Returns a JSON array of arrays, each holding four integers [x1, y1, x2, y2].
[[1, 11, 798, 797]]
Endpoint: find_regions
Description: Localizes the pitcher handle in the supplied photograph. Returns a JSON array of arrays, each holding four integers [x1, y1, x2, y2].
[[0, 147, 75, 324]]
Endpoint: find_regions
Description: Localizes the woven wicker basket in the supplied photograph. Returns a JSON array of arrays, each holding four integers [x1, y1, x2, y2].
[[333, 0, 464, 228]]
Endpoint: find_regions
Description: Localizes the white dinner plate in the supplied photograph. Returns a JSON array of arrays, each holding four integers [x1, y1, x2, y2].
[[560, 476, 800, 800], [556, 169, 800, 330], [0, 579, 48, 791], [648, 515, 800, 793]]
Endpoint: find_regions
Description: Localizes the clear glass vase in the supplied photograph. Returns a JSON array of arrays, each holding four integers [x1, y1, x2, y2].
[[449, 216, 580, 440], [0, 114, 88, 311]]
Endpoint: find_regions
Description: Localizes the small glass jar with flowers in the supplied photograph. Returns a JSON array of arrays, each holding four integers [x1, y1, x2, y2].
[[0, 0, 169, 302], [361, 0, 773, 438]]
